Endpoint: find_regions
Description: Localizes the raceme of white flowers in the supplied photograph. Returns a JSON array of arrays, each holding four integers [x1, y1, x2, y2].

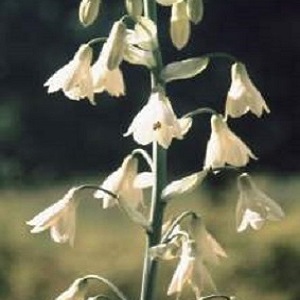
[[236, 173, 285, 232], [28, 1, 285, 300], [151, 217, 226, 298]]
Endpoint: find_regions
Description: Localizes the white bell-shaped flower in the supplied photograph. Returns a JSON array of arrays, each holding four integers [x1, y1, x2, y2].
[[236, 173, 285, 232], [124, 91, 192, 149], [44, 44, 95, 105], [226, 62, 270, 118], [167, 239, 195, 296], [94, 155, 149, 209], [55, 278, 88, 300], [92, 42, 125, 97], [27, 187, 78, 246], [167, 238, 217, 298], [204, 114, 257, 169]]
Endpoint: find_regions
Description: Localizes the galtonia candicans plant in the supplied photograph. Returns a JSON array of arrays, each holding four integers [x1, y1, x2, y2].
[[27, 1, 285, 300]]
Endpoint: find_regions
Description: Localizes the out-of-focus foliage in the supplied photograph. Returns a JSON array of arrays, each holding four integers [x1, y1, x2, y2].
[[0, 0, 299, 184], [0, 174, 299, 300]]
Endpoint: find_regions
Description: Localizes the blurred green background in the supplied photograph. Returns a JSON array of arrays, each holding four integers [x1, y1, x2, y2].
[[0, 0, 299, 299]]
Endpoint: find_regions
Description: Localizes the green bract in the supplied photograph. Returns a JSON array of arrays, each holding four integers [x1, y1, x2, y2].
[[161, 57, 209, 83]]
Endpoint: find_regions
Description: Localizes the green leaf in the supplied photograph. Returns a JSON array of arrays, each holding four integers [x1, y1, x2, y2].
[[161, 57, 209, 83]]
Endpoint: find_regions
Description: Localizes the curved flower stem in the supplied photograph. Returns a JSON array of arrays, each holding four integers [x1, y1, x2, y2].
[[182, 107, 218, 119], [87, 37, 107, 46], [83, 275, 128, 300], [90, 295, 111, 300], [161, 210, 199, 244], [200, 295, 232, 300], [205, 52, 238, 63], [210, 165, 243, 175], [75, 184, 119, 199], [131, 148, 154, 171]]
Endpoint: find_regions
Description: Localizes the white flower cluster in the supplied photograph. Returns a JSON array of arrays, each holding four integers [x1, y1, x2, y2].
[[44, 17, 156, 105], [151, 217, 227, 299]]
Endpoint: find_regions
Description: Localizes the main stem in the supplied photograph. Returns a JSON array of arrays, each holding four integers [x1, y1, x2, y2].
[[140, 1, 167, 300]]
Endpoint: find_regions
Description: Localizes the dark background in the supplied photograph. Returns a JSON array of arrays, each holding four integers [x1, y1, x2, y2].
[[0, 0, 299, 185]]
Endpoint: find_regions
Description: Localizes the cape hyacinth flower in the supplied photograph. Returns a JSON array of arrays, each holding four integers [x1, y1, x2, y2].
[[225, 62, 270, 118], [27, 187, 79, 246], [236, 173, 285, 232], [44, 44, 95, 105], [204, 114, 257, 169], [55, 278, 88, 300], [124, 91, 192, 149], [167, 239, 195, 296], [91, 20, 127, 97], [167, 239, 217, 298], [92, 41, 125, 97], [94, 154, 151, 209]]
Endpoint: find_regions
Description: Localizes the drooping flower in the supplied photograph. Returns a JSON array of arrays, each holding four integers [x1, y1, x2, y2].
[[225, 62, 270, 118], [236, 173, 285, 232], [105, 20, 127, 70], [124, 91, 192, 149], [167, 238, 218, 298], [44, 44, 95, 105], [27, 187, 79, 246], [55, 278, 88, 300], [91, 22, 127, 97], [94, 155, 150, 209], [124, 17, 157, 68], [204, 114, 257, 169], [167, 239, 195, 296], [91, 42, 125, 97], [170, 0, 190, 50]]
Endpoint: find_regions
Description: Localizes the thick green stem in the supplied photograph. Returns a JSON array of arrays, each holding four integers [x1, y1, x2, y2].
[[139, 2, 167, 300], [140, 144, 167, 300]]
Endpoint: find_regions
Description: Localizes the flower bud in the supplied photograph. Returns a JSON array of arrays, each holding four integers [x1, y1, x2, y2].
[[187, 0, 204, 24], [125, 0, 143, 18], [106, 21, 127, 70], [79, 0, 101, 27], [170, 1, 190, 50]]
